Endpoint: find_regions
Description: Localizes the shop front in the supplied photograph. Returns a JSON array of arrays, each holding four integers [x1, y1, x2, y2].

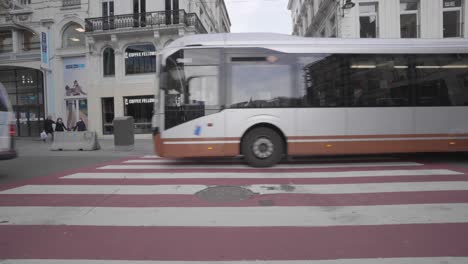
[[0, 67, 45, 137], [123, 95, 154, 134]]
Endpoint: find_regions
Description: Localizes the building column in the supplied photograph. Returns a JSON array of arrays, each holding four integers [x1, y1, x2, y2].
[[420, 0, 443, 38], [12, 29, 19, 53], [465, 0, 468, 38]]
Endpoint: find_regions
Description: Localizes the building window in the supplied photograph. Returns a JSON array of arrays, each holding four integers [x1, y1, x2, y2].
[[124, 95, 154, 134], [103, 47, 115, 77], [125, 44, 156, 75], [22, 30, 40, 51], [400, 0, 419, 38], [62, 23, 85, 48], [359, 2, 379, 38], [101, 97, 114, 135], [443, 0, 463, 38], [0, 31, 13, 53]]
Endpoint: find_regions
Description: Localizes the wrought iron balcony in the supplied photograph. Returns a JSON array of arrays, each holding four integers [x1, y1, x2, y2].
[[85, 10, 207, 34], [62, 0, 81, 7]]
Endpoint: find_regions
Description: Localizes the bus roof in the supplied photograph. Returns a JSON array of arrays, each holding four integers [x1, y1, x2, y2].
[[163, 33, 468, 56]]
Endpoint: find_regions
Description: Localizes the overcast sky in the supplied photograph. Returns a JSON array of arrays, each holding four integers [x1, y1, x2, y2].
[[225, 0, 292, 35]]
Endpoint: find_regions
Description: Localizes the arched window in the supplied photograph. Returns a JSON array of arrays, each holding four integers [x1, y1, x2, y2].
[[125, 44, 156, 75], [103, 47, 115, 77], [62, 23, 85, 48]]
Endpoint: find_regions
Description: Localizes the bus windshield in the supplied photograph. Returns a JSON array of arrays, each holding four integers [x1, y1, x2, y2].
[[161, 49, 221, 130]]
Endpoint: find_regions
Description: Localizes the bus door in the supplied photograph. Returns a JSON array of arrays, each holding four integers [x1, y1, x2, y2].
[[162, 48, 228, 155]]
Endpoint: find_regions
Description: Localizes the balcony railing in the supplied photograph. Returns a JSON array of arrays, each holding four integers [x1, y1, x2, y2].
[[63, 0, 81, 7], [85, 10, 207, 34]]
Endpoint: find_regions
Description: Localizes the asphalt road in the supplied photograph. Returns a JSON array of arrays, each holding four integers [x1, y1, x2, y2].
[[0, 137, 154, 185]]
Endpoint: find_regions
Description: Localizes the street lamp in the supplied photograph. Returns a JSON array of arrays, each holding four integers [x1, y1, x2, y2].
[[342, 0, 356, 9], [341, 0, 355, 17]]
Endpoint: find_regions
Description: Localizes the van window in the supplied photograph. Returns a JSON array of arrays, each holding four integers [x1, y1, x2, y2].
[[0, 88, 9, 112]]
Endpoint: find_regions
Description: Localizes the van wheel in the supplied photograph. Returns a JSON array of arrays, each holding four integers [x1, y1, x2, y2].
[[242, 127, 284, 168]]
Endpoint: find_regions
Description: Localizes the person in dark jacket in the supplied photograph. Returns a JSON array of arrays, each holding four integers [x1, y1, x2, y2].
[[73, 118, 87, 131], [44, 115, 55, 140], [55, 117, 69, 132]]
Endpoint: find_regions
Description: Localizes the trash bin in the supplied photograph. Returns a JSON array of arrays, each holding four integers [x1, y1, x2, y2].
[[113, 116, 134, 151]]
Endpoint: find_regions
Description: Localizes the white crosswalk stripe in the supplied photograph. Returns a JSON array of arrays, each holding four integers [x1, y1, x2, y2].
[[97, 161, 423, 170], [62, 169, 460, 179], [3, 203, 468, 227], [3, 181, 468, 195]]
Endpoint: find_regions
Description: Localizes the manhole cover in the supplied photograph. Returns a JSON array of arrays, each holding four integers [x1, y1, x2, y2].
[[196, 186, 255, 203]]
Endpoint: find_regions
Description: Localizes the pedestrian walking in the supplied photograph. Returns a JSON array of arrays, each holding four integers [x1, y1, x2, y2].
[[43, 115, 55, 142], [73, 118, 87, 132], [55, 117, 69, 132]]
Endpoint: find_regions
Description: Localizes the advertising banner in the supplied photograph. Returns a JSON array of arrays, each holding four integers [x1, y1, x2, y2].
[[63, 57, 88, 130], [40, 32, 49, 69]]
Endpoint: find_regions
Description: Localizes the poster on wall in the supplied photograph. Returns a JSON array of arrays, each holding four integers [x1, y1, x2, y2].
[[63, 57, 88, 130]]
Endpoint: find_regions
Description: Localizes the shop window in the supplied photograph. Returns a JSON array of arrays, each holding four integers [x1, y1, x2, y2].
[[359, 2, 379, 38], [103, 47, 115, 77], [102, 97, 114, 134], [124, 95, 154, 134], [62, 23, 85, 48], [125, 44, 156, 75]]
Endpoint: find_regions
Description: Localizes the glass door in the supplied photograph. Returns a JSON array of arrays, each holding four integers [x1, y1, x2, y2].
[[102, 0, 115, 30], [65, 99, 88, 131]]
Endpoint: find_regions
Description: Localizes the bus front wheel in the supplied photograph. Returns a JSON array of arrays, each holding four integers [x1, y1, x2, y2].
[[242, 127, 284, 168]]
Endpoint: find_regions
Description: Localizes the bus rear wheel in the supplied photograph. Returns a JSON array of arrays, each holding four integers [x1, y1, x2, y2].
[[242, 127, 284, 168]]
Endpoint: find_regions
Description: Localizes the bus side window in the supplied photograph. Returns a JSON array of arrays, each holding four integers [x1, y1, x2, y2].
[[298, 54, 346, 107], [413, 54, 468, 107]]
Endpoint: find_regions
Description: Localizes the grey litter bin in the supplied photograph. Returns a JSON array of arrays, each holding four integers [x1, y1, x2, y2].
[[113, 116, 134, 151]]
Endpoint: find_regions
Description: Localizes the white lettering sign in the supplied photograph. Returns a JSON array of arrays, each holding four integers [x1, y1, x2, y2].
[[125, 51, 156, 59], [126, 98, 155, 105]]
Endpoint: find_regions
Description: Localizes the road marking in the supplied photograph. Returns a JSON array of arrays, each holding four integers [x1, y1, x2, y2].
[[97, 162, 423, 170], [2, 258, 468, 264], [2, 203, 468, 226], [3, 181, 468, 195], [63, 169, 461, 179]]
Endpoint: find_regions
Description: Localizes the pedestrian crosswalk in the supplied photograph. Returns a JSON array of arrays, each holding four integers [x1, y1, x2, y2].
[[1, 155, 468, 263]]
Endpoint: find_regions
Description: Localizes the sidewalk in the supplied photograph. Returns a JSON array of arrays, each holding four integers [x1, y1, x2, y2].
[[15, 137, 155, 157]]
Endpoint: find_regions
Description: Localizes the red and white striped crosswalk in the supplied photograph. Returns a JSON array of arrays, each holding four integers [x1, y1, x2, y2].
[[1, 155, 468, 263]]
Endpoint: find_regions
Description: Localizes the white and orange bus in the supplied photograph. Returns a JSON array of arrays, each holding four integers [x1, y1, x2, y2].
[[152, 33, 468, 167]]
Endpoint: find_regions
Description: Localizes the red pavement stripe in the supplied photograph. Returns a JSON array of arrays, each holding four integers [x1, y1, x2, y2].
[[39, 174, 468, 186], [1, 224, 467, 260], [1, 191, 468, 207]]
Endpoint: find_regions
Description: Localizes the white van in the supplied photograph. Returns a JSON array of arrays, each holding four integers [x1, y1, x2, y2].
[[0, 82, 16, 160]]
